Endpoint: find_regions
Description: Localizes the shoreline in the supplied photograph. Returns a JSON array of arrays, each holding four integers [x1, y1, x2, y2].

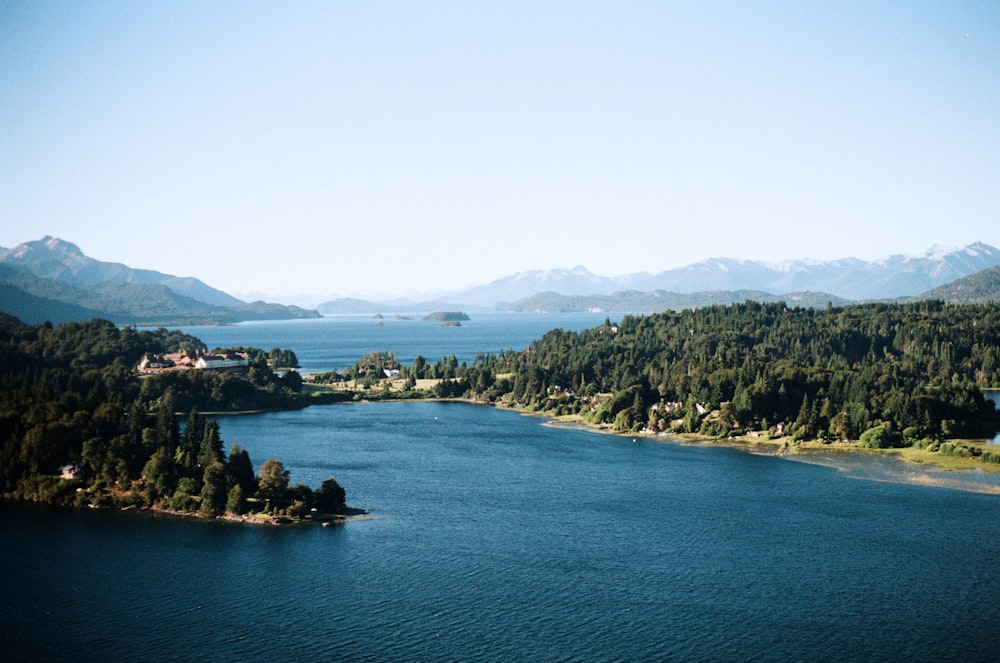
[[512, 406, 1000, 493], [306, 394, 1000, 480], [172, 394, 1000, 494]]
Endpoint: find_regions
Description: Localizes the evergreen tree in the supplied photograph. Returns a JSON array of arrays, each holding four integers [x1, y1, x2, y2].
[[197, 420, 223, 468], [226, 443, 256, 493], [199, 461, 227, 518], [226, 484, 248, 515]]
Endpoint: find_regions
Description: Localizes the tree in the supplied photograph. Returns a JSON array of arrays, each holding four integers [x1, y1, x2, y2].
[[180, 408, 206, 456], [281, 370, 303, 393], [859, 425, 904, 449], [197, 420, 223, 467], [226, 484, 248, 515], [258, 459, 290, 500], [199, 461, 227, 518], [141, 447, 176, 505], [226, 443, 256, 493], [316, 477, 346, 513], [155, 391, 179, 454]]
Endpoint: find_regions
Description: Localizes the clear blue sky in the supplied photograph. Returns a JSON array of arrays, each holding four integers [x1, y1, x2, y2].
[[2, 1, 998, 300]]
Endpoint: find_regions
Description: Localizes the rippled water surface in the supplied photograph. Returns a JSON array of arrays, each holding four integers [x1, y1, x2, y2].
[[4, 402, 1000, 661]]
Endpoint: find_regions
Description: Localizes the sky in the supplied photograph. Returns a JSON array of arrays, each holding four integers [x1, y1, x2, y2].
[[2, 1, 998, 302]]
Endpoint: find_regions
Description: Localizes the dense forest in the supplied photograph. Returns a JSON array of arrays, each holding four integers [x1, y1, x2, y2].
[[466, 301, 1000, 446], [0, 313, 347, 520]]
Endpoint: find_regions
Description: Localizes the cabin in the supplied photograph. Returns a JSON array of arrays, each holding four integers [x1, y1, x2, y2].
[[58, 464, 81, 480], [137, 354, 175, 372]]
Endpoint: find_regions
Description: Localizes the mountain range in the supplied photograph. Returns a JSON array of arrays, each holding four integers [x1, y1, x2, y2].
[[2, 237, 1000, 323], [457, 242, 1000, 306], [317, 241, 1000, 313], [0, 237, 320, 325]]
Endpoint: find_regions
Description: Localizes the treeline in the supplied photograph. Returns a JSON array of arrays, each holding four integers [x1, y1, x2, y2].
[[352, 301, 1000, 448], [481, 301, 1000, 440], [0, 313, 346, 518], [481, 301, 1000, 441], [313, 351, 467, 394]]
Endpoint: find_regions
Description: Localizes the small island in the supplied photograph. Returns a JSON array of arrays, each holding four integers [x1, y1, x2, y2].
[[422, 311, 470, 322]]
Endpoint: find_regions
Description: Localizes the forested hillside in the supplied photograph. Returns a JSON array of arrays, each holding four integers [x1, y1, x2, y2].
[[0, 314, 346, 519], [917, 266, 1000, 304], [442, 301, 1000, 447]]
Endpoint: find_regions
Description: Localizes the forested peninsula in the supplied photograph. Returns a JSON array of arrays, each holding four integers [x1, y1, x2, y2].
[[0, 313, 350, 522], [316, 301, 1000, 468]]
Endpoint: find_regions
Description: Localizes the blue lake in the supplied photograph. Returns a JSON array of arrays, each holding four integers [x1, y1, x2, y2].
[[167, 312, 611, 373], [3, 315, 1000, 661]]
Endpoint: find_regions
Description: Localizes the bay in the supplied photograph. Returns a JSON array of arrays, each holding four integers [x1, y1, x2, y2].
[[4, 315, 1000, 661]]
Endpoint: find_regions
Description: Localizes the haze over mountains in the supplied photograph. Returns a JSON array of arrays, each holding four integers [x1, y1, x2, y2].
[[2, 237, 999, 323], [318, 241, 1000, 313]]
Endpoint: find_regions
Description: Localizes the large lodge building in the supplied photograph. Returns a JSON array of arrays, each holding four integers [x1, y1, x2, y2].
[[137, 348, 250, 373]]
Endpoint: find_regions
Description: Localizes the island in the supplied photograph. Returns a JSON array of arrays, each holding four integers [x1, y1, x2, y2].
[[422, 311, 470, 322]]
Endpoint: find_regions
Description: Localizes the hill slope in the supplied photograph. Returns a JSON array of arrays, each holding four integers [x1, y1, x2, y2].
[[915, 265, 1000, 304]]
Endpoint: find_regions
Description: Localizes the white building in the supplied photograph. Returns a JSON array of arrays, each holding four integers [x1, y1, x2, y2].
[[195, 353, 250, 370]]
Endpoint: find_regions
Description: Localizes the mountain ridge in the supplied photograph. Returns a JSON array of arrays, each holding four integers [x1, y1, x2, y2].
[[447, 242, 1000, 306], [1, 236, 243, 307], [315, 242, 1000, 313], [0, 236, 320, 325], [4, 237, 999, 321]]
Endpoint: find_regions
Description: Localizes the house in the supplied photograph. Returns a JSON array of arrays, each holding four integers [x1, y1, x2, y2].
[[137, 354, 175, 372], [58, 464, 81, 480]]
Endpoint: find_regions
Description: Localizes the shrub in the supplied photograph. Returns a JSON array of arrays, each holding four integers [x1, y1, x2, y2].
[[859, 426, 904, 449]]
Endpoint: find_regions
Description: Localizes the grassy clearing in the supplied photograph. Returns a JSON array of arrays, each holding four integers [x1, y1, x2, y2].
[[889, 444, 1000, 472]]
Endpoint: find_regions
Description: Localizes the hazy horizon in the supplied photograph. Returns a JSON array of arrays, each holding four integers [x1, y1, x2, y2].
[[3, 3, 997, 298], [2, 233, 994, 308]]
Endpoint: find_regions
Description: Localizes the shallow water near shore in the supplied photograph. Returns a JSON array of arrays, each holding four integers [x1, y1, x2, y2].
[[4, 400, 1000, 661]]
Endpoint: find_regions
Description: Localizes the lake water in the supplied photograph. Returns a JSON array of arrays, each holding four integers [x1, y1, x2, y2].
[[168, 312, 611, 373], [4, 315, 1000, 661]]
